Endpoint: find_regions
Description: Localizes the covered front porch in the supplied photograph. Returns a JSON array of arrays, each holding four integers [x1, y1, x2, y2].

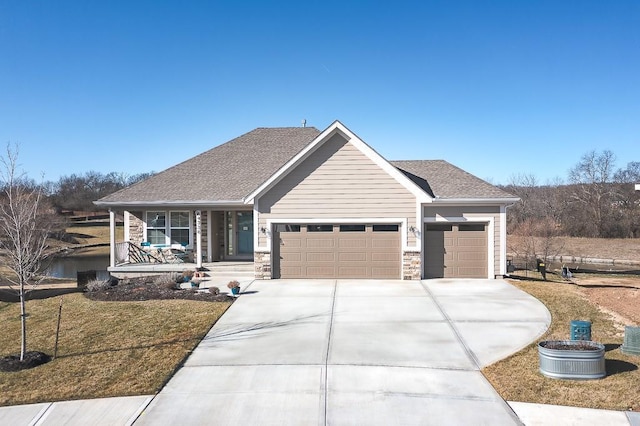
[[106, 208, 255, 272]]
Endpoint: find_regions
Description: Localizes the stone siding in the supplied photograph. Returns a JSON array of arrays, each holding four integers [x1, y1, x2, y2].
[[254, 251, 272, 279], [402, 251, 422, 280], [128, 211, 144, 244]]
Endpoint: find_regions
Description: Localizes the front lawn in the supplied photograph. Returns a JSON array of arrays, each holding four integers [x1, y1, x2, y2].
[[0, 294, 230, 406]]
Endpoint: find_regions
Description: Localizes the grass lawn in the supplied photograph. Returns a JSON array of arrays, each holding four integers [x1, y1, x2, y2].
[[0, 294, 231, 406], [483, 277, 639, 411]]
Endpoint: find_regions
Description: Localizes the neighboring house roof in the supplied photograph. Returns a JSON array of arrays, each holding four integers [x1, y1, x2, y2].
[[96, 127, 321, 206], [95, 124, 517, 208], [391, 160, 517, 200]]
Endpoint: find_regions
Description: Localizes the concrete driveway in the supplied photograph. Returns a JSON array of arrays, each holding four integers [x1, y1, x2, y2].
[[136, 279, 550, 425]]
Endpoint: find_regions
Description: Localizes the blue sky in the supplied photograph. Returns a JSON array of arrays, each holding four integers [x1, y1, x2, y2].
[[1, 1, 638, 185]]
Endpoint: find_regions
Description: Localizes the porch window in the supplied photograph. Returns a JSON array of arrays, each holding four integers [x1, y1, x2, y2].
[[145, 210, 192, 247], [170, 212, 190, 246], [146, 211, 167, 245]]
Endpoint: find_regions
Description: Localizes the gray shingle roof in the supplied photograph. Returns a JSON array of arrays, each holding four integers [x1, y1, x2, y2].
[[391, 160, 516, 199], [96, 127, 516, 206], [97, 127, 321, 205]]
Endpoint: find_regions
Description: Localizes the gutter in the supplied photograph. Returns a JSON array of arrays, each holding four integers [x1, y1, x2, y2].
[[431, 197, 520, 204], [93, 200, 249, 209]]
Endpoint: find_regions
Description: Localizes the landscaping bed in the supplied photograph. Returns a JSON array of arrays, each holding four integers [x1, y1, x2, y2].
[[83, 276, 231, 303]]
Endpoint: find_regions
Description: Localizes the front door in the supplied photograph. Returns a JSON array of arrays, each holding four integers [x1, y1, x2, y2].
[[225, 211, 254, 259]]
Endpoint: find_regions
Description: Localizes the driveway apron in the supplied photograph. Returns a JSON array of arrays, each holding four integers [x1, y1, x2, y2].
[[135, 279, 550, 425]]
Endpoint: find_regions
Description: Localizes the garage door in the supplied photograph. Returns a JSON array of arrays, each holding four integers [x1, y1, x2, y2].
[[274, 224, 401, 279], [424, 223, 488, 278]]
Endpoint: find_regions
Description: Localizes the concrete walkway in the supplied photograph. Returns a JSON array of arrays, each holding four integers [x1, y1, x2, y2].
[[2, 279, 636, 425]]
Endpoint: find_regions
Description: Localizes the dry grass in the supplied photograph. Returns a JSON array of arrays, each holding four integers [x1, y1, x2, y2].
[[0, 294, 230, 406], [483, 278, 640, 411], [508, 235, 640, 263]]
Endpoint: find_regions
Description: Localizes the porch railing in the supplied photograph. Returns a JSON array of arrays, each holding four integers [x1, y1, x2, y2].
[[115, 242, 188, 265]]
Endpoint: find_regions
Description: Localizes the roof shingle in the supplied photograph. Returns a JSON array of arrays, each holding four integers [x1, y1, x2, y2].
[[97, 127, 516, 206], [97, 127, 321, 204], [391, 160, 516, 199]]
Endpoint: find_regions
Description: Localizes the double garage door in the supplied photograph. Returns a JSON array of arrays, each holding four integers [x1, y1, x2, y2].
[[274, 224, 401, 279], [424, 223, 488, 278]]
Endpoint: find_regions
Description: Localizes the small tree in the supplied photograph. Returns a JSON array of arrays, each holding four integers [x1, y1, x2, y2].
[[0, 144, 53, 361]]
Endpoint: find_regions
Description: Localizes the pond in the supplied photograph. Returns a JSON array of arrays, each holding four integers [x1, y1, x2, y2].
[[46, 255, 110, 281]]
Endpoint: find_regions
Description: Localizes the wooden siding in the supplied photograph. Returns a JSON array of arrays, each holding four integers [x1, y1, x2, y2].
[[258, 133, 417, 246], [423, 205, 501, 276]]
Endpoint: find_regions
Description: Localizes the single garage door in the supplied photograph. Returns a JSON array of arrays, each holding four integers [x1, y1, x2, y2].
[[424, 223, 488, 278], [274, 224, 401, 279]]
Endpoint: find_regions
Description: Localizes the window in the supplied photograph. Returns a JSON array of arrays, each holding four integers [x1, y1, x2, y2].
[[145, 210, 191, 246], [459, 224, 486, 232], [340, 224, 366, 232], [307, 224, 333, 232], [170, 212, 190, 246], [372, 224, 399, 232], [275, 224, 301, 232], [426, 224, 452, 232], [146, 211, 167, 245]]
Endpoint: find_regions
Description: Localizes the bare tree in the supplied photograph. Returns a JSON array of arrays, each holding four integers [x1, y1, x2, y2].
[[0, 144, 53, 361], [567, 150, 618, 237]]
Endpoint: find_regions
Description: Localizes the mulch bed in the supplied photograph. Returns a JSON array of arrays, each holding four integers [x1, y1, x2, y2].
[[0, 351, 51, 372], [83, 277, 232, 303]]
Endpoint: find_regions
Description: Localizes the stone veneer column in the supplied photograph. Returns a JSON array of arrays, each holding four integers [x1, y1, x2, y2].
[[254, 252, 272, 279], [402, 251, 422, 280], [129, 212, 144, 244]]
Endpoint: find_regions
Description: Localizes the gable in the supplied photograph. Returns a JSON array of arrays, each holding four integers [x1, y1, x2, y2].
[[247, 121, 431, 204], [258, 132, 417, 216]]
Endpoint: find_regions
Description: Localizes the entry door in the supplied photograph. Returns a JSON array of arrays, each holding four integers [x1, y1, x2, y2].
[[225, 211, 254, 258], [237, 212, 253, 255]]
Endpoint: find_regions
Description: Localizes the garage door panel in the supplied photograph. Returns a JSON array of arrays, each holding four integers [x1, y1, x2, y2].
[[281, 239, 302, 249], [371, 252, 399, 262], [277, 224, 400, 279], [305, 266, 336, 277], [280, 266, 303, 277], [372, 267, 400, 276], [283, 252, 302, 261], [339, 252, 368, 262], [457, 237, 486, 247], [307, 238, 335, 248], [307, 252, 335, 262], [339, 238, 368, 249], [338, 266, 368, 277], [371, 239, 399, 249], [457, 252, 486, 261]]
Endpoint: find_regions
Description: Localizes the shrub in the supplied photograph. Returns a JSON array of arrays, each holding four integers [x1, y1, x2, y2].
[[85, 279, 112, 292], [209, 286, 220, 295], [155, 273, 180, 290]]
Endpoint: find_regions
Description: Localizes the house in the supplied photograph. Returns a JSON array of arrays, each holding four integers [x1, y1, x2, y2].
[[95, 120, 519, 279]]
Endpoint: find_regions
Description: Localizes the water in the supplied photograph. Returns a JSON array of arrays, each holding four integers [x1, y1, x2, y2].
[[47, 255, 110, 281]]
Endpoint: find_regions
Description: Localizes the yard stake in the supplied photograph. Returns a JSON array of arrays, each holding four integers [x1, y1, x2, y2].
[[53, 296, 63, 359]]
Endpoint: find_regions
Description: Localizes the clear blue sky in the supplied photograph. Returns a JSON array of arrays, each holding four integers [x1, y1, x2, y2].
[[1, 0, 638, 185]]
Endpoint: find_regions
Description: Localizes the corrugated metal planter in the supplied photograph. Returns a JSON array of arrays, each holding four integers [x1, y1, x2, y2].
[[622, 326, 640, 356], [538, 340, 606, 380]]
